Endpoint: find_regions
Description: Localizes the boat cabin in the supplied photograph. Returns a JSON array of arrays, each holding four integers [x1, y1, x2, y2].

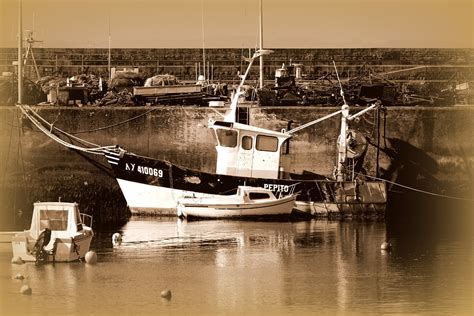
[[209, 120, 292, 179], [29, 202, 91, 240], [236, 186, 277, 202]]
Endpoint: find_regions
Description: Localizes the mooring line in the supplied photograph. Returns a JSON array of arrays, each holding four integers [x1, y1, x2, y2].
[[70, 107, 160, 134], [358, 172, 473, 202]]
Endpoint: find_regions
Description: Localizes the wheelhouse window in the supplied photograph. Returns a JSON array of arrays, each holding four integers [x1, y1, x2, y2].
[[248, 192, 271, 200], [216, 129, 238, 148], [40, 210, 68, 231], [256, 135, 278, 152], [241, 136, 253, 150]]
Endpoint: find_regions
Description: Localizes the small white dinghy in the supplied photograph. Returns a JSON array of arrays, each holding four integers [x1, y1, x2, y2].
[[11, 202, 94, 264], [177, 186, 296, 219]]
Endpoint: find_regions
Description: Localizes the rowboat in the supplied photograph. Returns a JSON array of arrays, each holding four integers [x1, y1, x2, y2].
[[177, 186, 296, 219]]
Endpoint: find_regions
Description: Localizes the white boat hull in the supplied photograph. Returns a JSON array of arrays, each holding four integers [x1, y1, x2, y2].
[[178, 195, 296, 219], [117, 178, 216, 215], [12, 230, 94, 262]]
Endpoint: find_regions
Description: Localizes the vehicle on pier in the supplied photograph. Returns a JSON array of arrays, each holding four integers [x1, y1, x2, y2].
[[132, 74, 228, 106]]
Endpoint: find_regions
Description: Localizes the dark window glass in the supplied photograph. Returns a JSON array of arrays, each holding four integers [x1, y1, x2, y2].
[[241, 136, 253, 150], [256, 135, 278, 152], [216, 129, 237, 148], [248, 192, 271, 200], [40, 210, 68, 231]]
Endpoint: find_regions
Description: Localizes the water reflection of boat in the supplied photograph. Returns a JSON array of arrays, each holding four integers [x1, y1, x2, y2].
[[103, 50, 386, 218], [177, 186, 296, 219], [11, 202, 93, 263]]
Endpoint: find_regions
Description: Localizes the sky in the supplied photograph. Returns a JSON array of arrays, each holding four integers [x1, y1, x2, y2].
[[0, 0, 473, 48]]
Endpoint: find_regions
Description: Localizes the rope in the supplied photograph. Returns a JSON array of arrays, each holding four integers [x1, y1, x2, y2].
[[70, 107, 158, 135], [357, 172, 473, 202], [25, 106, 101, 148], [17, 105, 116, 155]]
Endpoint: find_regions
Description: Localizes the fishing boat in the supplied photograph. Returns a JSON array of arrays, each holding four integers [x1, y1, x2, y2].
[[100, 50, 386, 218], [11, 202, 94, 263], [18, 50, 386, 218], [177, 186, 296, 219]]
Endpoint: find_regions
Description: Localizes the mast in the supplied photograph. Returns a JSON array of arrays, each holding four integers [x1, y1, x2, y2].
[[201, 0, 206, 81], [333, 61, 349, 182], [224, 49, 273, 123], [332, 61, 380, 181], [108, 13, 111, 79], [259, 0, 263, 89], [17, 0, 23, 104]]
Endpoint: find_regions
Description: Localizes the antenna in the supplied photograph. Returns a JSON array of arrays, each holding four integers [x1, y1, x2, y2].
[[259, 0, 264, 89], [18, 0, 23, 104], [332, 60, 347, 105], [201, 0, 206, 81], [108, 12, 111, 79], [23, 30, 42, 79]]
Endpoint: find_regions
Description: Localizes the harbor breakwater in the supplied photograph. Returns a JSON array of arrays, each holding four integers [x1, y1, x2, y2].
[[0, 105, 473, 228]]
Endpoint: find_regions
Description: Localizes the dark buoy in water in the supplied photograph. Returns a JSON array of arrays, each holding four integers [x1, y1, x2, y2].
[[161, 289, 172, 300], [20, 285, 32, 295], [112, 233, 122, 246], [381, 241, 392, 251], [85, 251, 97, 264]]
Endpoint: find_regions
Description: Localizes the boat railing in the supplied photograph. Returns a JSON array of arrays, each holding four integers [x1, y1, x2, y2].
[[80, 213, 93, 228], [277, 182, 300, 199]]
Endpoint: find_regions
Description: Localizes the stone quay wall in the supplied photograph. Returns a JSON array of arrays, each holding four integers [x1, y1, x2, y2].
[[0, 105, 473, 228]]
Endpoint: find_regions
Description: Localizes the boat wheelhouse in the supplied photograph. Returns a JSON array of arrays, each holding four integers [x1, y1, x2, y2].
[[209, 120, 291, 179]]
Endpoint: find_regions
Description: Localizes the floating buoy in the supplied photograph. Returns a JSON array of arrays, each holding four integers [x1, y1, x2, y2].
[[381, 241, 392, 251], [20, 285, 32, 295], [11, 256, 24, 265], [85, 251, 97, 264], [14, 273, 24, 280], [112, 233, 122, 246], [160, 289, 172, 300]]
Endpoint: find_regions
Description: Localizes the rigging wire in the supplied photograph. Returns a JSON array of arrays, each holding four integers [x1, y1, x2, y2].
[[358, 172, 473, 202], [69, 107, 159, 134], [25, 106, 101, 148], [18, 105, 115, 155]]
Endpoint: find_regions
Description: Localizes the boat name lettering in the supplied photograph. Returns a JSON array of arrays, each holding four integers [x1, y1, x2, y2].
[[263, 184, 289, 192], [137, 165, 163, 177]]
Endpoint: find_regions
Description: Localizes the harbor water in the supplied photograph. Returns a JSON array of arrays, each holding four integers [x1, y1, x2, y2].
[[0, 201, 472, 315]]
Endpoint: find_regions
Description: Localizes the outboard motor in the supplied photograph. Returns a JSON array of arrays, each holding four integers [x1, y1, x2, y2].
[[33, 228, 52, 265]]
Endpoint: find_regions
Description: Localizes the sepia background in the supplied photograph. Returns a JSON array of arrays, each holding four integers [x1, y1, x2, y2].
[[0, 0, 473, 48]]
